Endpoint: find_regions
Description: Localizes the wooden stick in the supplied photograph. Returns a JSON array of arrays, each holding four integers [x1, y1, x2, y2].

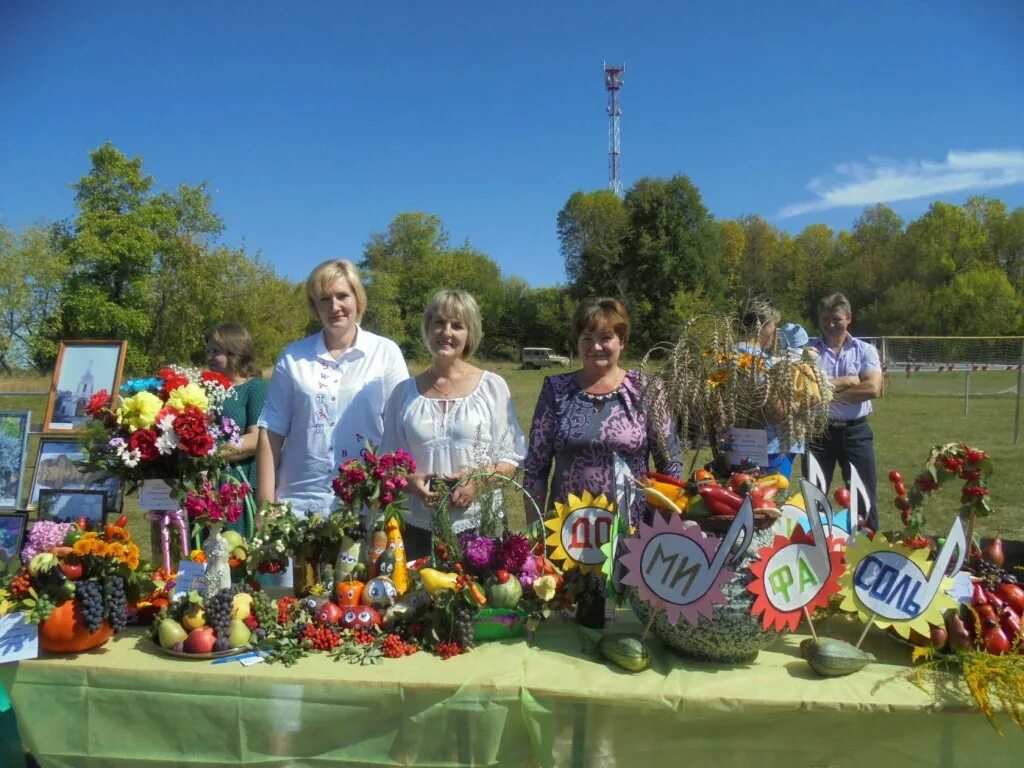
[[640, 599, 665, 643], [855, 613, 875, 649], [802, 606, 818, 641]]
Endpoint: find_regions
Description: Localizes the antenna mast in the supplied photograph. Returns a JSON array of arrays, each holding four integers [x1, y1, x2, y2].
[[603, 63, 625, 198]]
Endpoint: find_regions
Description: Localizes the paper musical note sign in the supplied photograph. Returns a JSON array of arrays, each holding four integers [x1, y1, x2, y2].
[[838, 517, 966, 640], [619, 499, 755, 626], [748, 479, 846, 631], [545, 491, 618, 573], [0, 613, 39, 663]]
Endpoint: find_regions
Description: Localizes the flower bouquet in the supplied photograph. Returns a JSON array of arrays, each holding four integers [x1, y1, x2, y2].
[[80, 365, 243, 573], [80, 366, 240, 489], [0, 520, 151, 653]]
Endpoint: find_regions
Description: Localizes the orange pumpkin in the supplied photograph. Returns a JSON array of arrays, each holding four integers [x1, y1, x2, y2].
[[334, 580, 364, 607], [39, 600, 113, 654]]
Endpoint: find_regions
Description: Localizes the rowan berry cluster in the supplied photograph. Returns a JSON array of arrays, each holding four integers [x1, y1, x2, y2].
[[381, 633, 418, 658], [302, 623, 340, 651], [433, 640, 463, 660]]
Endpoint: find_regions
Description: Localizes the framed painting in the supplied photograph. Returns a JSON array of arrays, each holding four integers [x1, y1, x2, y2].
[[27, 437, 122, 512], [37, 489, 109, 527], [0, 511, 29, 573], [0, 411, 31, 509], [43, 340, 127, 434]]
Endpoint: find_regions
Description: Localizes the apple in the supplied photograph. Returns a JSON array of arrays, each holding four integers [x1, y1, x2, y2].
[[228, 619, 252, 648], [184, 626, 217, 654], [182, 604, 206, 630], [222, 530, 245, 551], [833, 488, 851, 509], [158, 619, 189, 650]]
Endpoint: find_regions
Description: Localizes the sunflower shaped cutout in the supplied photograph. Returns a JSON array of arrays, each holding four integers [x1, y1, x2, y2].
[[748, 525, 845, 632], [838, 530, 960, 640], [618, 512, 737, 626], [545, 491, 618, 574]]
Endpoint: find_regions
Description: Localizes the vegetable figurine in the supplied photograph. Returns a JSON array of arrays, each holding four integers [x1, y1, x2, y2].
[[418, 568, 459, 595], [366, 530, 388, 578], [334, 535, 363, 582], [384, 518, 409, 594]]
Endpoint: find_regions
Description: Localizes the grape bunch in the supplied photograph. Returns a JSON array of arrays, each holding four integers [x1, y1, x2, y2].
[[76, 580, 105, 633], [251, 590, 276, 630], [969, 556, 1017, 590], [32, 592, 57, 623], [206, 588, 235, 639], [451, 601, 477, 651], [104, 576, 127, 633]]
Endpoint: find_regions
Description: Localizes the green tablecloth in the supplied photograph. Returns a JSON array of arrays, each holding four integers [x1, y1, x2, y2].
[[1, 615, 1020, 767]]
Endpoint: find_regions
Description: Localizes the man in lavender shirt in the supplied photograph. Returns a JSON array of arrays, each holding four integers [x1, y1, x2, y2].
[[806, 293, 883, 530]]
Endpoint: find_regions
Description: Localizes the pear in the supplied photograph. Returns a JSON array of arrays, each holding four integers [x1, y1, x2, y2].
[[984, 535, 1005, 566], [231, 592, 254, 621], [158, 619, 189, 650], [228, 618, 252, 648]]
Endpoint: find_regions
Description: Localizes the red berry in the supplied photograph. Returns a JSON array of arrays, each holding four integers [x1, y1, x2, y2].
[[895, 495, 911, 511], [901, 508, 912, 526], [893, 481, 907, 496], [888, 470, 903, 483]]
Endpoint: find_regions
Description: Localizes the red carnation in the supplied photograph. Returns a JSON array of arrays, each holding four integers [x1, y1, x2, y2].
[[173, 407, 207, 441], [200, 370, 232, 389], [184, 432, 214, 457], [161, 373, 189, 397], [128, 429, 160, 462], [85, 390, 111, 418]]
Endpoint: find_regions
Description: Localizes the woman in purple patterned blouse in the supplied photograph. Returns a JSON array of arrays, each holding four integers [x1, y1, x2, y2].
[[523, 298, 681, 525]]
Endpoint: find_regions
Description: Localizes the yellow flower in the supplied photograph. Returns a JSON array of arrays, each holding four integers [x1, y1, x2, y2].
[[707, 370, 730, 388], [166, 382, 209, 413], [533, 575, 558, 602], [118, 391, 164, 431]]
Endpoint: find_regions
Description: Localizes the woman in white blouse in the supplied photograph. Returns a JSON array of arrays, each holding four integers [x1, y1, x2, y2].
[[257, 259, 409, 517], [382, 290, 526, 558]]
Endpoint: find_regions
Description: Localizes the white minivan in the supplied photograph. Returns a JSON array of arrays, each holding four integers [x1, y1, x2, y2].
[[521, 347, 570, 369]]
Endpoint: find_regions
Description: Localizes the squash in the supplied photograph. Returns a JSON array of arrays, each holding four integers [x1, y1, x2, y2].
[[384, 518, 410, 594], [800, 638, 875, 677], [39, 600, 112, 654], [599, 633, 652, 672]]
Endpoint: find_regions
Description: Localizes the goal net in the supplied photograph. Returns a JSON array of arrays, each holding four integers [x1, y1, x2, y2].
[[878, 336, 1024, 374]]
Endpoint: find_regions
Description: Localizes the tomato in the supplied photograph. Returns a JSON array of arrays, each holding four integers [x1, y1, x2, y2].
[[833, 488, 851, 509], [888, 470, 903, 483], [60, 560, 83, 581]]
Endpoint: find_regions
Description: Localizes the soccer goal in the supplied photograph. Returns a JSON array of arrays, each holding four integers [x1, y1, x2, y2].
[[876, 336, 1024, 443]]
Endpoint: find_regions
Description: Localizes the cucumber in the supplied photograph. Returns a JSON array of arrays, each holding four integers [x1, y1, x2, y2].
[[800, 637, 876, 677]]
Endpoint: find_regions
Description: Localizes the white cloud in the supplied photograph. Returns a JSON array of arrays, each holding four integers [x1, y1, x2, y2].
[[778, 149, 1024, 218]]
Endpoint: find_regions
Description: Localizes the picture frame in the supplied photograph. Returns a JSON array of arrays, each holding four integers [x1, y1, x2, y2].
[[28, 437, 122, 512], [0, 411, 31, 509], [43, 340, 127, 434], [37, 489, 109, 527], [0, 511, 29, 573]]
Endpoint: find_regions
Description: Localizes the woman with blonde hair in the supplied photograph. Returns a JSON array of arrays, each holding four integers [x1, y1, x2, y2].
[[382, 290, 526, 558], [257, 259, 408, 516]]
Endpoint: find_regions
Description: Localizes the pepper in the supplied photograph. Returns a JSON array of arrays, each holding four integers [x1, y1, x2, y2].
[[698, 486, 740, 517], [644, 471, 685, 488], [698, 485, 743, 511]]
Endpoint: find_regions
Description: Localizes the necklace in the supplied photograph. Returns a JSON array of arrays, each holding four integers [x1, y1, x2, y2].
[[429, 380, 452, 398]]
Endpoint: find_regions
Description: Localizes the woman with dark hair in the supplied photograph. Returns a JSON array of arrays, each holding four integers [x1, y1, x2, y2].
[[205, 322, 268, 536], [523, 298, 681, 526]]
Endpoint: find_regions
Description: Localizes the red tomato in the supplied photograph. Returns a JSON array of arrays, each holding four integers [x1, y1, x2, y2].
[[888, 470, 903, 483], [833, 488, 851, 508]]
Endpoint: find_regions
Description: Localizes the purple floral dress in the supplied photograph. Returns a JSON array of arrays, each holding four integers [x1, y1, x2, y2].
[[523, 370, 681, 525]]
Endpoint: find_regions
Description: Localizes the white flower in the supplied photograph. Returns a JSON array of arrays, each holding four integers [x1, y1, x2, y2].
[[119, 448, 142, 468]]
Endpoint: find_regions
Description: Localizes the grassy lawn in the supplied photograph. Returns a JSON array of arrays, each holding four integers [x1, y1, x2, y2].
[[4, 365, 1022, 566]]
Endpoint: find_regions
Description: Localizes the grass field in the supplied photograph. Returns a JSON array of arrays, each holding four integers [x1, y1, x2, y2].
[[3, 365, 1023, 565]]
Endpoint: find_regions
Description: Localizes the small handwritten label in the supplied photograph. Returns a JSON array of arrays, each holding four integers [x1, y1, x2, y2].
[[0, 613, 39, 663], [728, 428, 770, 467], [172, 560, 207, 599], [140, 480, 178, 511]]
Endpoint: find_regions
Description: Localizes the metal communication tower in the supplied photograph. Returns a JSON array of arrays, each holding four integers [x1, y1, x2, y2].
[[604, 63, 625, 198]]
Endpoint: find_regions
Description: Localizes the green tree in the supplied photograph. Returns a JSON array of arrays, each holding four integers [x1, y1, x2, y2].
[[557, 190, 629, 299], [621, 175, 725, 349]]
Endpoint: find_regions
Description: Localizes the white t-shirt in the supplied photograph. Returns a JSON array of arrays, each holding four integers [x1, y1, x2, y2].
[[258, 327, 409, 516], [382, 370, 527, 533]]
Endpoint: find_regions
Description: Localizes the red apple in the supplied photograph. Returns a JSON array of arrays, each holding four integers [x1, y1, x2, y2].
[[184, 626, 217, 654], [833, 488, 851, 509]]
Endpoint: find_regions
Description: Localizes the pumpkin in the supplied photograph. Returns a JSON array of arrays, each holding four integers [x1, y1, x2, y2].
[[39, 599, 113, 654], [334, 580, 364, 607]]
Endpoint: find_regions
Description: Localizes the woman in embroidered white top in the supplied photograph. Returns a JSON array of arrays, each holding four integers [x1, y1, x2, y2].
[[257, 259, 409, 517], [382, 290, 526, 558]]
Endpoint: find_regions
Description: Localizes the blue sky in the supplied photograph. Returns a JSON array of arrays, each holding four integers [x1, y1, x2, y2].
[[2, 1, 1023, 288]]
